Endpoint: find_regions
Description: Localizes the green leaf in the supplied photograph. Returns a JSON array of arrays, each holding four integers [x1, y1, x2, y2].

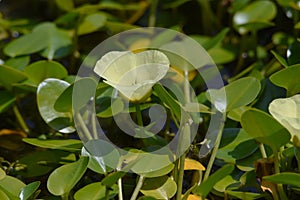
[[82, 140, 120, 174], [102, 171, 126, 188], [270, 65, 300, 96], [241, 109, 291, 151], [0, 90, 15, 113], [193, 164, 235, 198], [263, 173, 300, 187], [4, 22, 72, 59], [0, 169, 5, 180], [202, 28, 230, 50], [78, 13, 106, 35], [208, 47, 236, 64], [5, 56, 30, 71], [0, 65, 27, 91], [217, 129, 258, 163], [207, 77, 261, 112], [141, 163, 174, 178], [0, 190, 9, 200], [47, 157, 89, 196], [140, 176, 177, 199], [226, 190, 268, 199], [19, 181, 40, 200], [74, 182, 118, 200], [0, 175, 26, 200], [17, 150, 75, 178], [58, 77, 97, 112], [23, 138, 82, 151], [287, 41, 300, 66], [37, 78, 75, 133], [105, 21, 138, 34], [233, 1, 277, 34], [24, 61, 68, 86], [55, 0, 74, 11], [271, 50, 288, 68], [4, 31, 48, 57], [153, 84, 181, 120]]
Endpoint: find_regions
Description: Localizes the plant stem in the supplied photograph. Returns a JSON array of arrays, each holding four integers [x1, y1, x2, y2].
[[130, 175, 144, 200], [274, 150, 288, 200], [203, 113, 226, 181], [118, 177, 123, 200], [135, 104, 143, 126], [148, 0, 158, 27], [76, 113, 92, 140], [259, 143, 267, 158], [176, 70, 191, 200], [176, 154, 185, 200], [105, 187, 110, 200], [62, 192, 69, 200], [13, 105, 29, 134]]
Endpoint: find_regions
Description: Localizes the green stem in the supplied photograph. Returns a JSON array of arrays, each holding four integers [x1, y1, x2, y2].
[[176, 70, 191, 200], [176, 154, 185, 200], [130, 175, 144, 200], [76, 113, 92, 140], [92, 112, 98, 139], [203, 113, 226, 181], [118, 177, 123, 200], [259, 143, 267, 158], [105, 187, 110, 200], [135, 104, 143, 126], [274, 150, 288, 200], [13, 105, 29, 134], [62, 192, 69, 200], [148, 0, 158, 27]]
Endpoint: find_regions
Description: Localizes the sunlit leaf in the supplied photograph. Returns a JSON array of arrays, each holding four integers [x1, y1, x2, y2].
[[78, 13, 106, 35], [55, 0, 74, 11], [0, 175, 26, 199], [47, 157, 89, 196], [19, 181, 40, 200], [5, 56, 30, 71], [140, 176, 177, 199], [184, 158, 205, 171], [233, 1, 277, 34], [24, 61, 68, 86], [23, 138, 82, 151], [74, 182, 118, 200], [207, 77, 261, 112], [37, 78, 75, 133]]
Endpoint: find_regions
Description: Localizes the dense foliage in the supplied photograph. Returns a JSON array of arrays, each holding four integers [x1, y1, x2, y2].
[[0, 0, 300, 199]]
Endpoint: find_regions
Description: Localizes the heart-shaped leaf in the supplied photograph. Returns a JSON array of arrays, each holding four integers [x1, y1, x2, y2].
[[37, 78, 75, 133], [47, 157, 89, 196], [269, 94, 300, 141], [207, 77, 261, 112], [25, 61, 68, 86], [241, 109, 291, 152]]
